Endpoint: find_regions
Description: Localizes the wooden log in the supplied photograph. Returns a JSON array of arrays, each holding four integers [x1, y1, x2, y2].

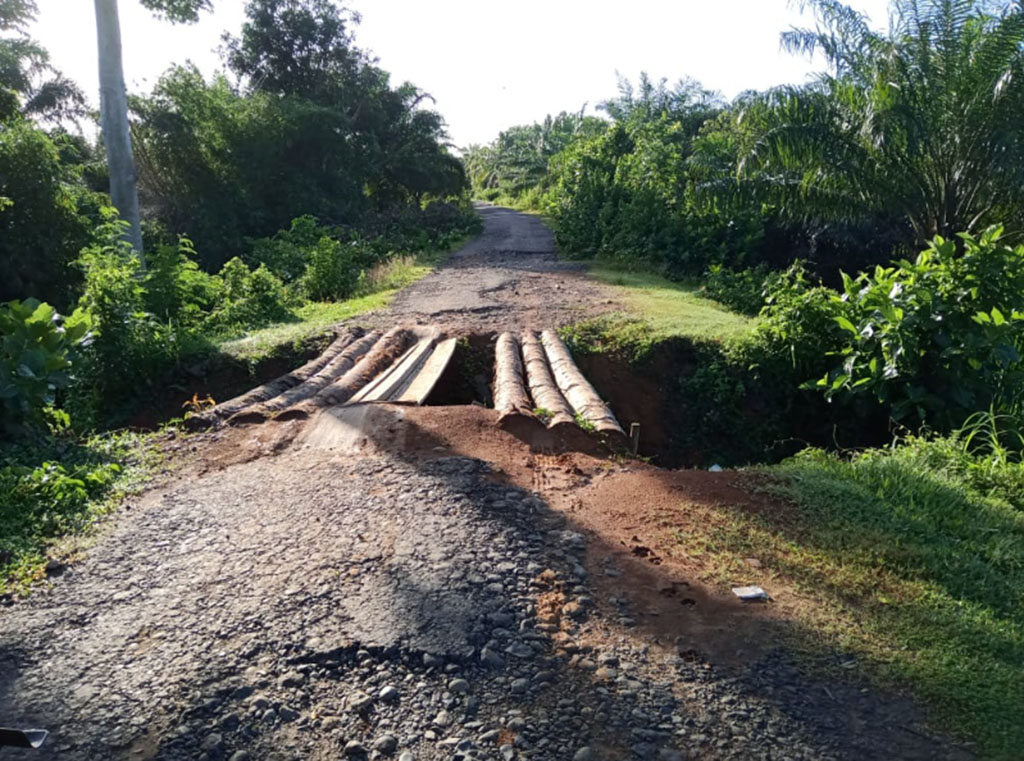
[[493, 333, 532, 419], [314, 327, 416, 407], [540, 329, 625, 437], [520, 330, 574, 428], [184, 328, 361, 430], [226, 330, 382, 425]]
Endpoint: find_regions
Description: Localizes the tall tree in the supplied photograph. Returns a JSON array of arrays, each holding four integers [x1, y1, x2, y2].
[[92, 0, 210, 255], [738, 0, 1024, 241]]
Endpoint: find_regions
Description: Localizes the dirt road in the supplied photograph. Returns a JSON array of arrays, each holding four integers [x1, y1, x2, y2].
[[0, 209, 969, 761], [384, 204, 614, 332]]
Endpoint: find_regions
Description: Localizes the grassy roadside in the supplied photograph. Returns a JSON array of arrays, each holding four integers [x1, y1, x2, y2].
[[218, 237, 470, 362], [658, 437, 1024, 758], [0, 430, 163, 598], [587, 266, 753, 341]]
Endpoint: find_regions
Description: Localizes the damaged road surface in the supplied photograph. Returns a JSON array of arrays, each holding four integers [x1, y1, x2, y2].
[[0, 207, 970, 761], [384, 205, 613, 333]]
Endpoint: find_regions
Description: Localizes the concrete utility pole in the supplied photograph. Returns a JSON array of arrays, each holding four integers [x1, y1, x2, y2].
[[94, 0, 144, 255]]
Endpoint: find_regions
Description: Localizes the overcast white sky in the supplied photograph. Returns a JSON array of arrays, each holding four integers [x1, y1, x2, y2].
[[31, 0, 891, 147]]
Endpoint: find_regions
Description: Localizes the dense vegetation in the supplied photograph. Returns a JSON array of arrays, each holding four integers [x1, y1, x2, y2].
[[0, 0, 477, 593], [475, 0, 1024, 452]]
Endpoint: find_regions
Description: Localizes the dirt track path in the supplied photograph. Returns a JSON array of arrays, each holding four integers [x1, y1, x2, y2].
[[0, 209, 969, 761], [382, 204, 614, 332]]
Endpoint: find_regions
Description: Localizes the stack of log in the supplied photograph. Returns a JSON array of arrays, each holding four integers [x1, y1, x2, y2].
[[493, 330, 625, 438]]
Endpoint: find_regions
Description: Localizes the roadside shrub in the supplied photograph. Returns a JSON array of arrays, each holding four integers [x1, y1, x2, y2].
[[0, 299, 90, 436], [702, 264, 774, 315], [207, 257, 292, 332], [301, 237, 360, 302], [143, 236, 223, 328], [812, 227, 1024, 432], [0, 120, 101, 307], [73, 213, 214, 423], [247, 215, 329, 283]]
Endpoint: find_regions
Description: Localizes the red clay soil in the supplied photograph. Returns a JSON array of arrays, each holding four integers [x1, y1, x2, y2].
[[190, 403, 802, 663]]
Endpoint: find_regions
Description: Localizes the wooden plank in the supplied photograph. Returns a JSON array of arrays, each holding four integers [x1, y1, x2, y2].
[[350, 335, 437, 404], [395, 337, 458, 405], [314, 328, 415, 407]]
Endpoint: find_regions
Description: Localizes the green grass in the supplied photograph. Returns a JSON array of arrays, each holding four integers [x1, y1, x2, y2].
[[587, 265, 754, 342], [0, 430, 161, 597], [673, 437, 1024, 758], [218, 237, 470, 362], [218, 291, 397, 361]]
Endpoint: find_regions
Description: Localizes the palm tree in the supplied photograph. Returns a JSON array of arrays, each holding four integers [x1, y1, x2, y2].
[[0, 1, 85, 125], [738, 0, 1024, 241], [93, 0, 210, 255]]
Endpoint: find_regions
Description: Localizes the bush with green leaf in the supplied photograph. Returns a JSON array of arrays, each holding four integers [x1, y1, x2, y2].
[[300, 237, 361, 302], [812, 227, 1024, 431], [247, 214, 329, 283], [143, 235, 223, 328], [206, 257, 292, 333], [702, 264, 776, 315], [0, 298, 90, 435]]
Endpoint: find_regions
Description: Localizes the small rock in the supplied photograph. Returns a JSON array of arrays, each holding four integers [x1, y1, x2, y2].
[[433, 709, 453, 728], [373, 734, 398, 754], [220, 713, 240, 731], [343, 740, 367, 756], [378, 685, 400, 702], [423, 653, 445, 668], [278, 670, 305, 689], [480, 647, 504, 668], [573, 748, 594, 761], [510, 678, 529, 694], [449, 678, 470, 694], [348, 691, 374, 713], [278, 706, 300, 723], [562, 601, 585, 621], [228, 753, 251, 761], [504, 642, 534, 660], [321, 716, 341, 731], [398, 753, 414, 761], [500, 744, 516, 760], [201, 733, 223, 752]]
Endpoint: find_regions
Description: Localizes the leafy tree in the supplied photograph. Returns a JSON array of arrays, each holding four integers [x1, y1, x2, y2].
[[0, 120, 101, 306], [133, 0, 467, 262], [738, 0, 1024, 241], [463, 109, 606, 200], [222, 0, 364, 99], [0, 0, 85, 125]]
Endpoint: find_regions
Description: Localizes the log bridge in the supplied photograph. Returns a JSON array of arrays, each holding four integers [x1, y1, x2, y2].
[[186, 326, 625, 442]]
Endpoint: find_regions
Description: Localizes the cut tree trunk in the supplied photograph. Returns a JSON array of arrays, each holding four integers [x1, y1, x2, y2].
[[94, 0, 143, 254], [492, 332, 532, 420], [229, 330, 383, 424], [541, 329, 625, 437], [184, 328, 362, 430], [314, 328, 416, 407], [521, 330, 574, 428]]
